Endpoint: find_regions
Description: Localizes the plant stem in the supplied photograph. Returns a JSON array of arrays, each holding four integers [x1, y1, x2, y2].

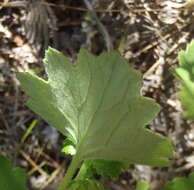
[[75, 162, 89, 180], [57, 154, 81, 190]]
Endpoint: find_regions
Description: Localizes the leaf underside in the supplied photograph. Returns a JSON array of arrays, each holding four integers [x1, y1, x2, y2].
[[0, 156, 28, 190], [174, 41, 194, 119], [17, 48, 173, 166]]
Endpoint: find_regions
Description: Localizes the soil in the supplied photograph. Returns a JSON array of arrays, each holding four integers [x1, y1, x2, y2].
[[1, 0, 194, 189]]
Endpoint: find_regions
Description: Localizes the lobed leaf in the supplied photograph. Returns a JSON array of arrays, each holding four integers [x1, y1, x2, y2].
[[17, 48, 173, 167]]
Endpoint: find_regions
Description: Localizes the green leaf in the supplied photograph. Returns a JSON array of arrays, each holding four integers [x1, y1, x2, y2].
[[164, 172, 194, 190], [0, 156, 28, 190], [82, 159, 125, 179], [174, 41, 194, 119], [62, 139, 76, 155], [136, 181, 149, 190], [76, 159, 125, 179], [68, 179, 108, 190], [62, 140, 125, 178], [17, 48, 173, 166]]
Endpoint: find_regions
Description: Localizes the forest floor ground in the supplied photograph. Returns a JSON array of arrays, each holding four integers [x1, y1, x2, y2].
[[1, 0, 194, 189]]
